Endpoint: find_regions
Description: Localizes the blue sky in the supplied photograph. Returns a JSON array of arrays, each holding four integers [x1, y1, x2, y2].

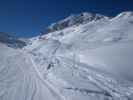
[[0, 0, 133, 37]]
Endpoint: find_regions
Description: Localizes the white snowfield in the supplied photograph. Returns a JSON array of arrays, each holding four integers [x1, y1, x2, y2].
[[1, 11, 133, 100], [0, 43, 66, 100]]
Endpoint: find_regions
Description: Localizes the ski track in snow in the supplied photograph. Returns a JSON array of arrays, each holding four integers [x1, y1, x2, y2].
[[49, 56, 133, 100], [1, 11, 133, 100], [29, 53, 66, 100]]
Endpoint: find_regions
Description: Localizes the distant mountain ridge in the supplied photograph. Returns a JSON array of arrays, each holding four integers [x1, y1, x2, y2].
[[0, 32, 26, 48]]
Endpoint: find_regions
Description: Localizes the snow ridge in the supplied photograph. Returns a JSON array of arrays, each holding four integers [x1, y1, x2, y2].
[[42, 12, 109, 34]]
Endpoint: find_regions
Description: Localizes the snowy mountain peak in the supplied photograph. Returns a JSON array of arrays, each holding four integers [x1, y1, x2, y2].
[[44, 12, 109, 33], [25, 11, 133, 100], [1, 11, 133, 100], [115, 11, 133, 19]]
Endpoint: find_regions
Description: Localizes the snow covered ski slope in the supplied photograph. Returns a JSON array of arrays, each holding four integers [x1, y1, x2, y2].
[[1, 11, 133, 100]]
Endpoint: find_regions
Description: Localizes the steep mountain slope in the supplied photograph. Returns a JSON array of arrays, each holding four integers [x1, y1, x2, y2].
[[1, 11, 133, 100], [42, 12, 110, 34], [25, 11, 133, 100]]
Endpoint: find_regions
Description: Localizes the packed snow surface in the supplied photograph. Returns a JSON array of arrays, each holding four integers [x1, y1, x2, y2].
[[1, 11, 133, 100]]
